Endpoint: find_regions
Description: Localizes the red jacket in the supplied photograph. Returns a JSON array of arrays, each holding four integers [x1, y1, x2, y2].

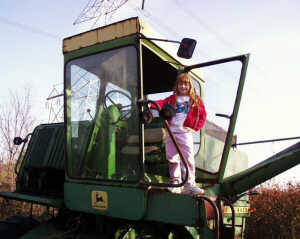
[[154, 94, 206, 131]]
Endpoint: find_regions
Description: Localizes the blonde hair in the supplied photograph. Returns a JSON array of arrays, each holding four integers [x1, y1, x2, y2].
[[173, 73, 200, 106]]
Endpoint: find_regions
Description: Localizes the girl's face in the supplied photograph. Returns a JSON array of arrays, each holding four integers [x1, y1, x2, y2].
[[177, 80, 190, 96]]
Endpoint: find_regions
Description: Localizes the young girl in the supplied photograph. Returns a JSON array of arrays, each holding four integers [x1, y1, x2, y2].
[[155, 73, 206, 195]]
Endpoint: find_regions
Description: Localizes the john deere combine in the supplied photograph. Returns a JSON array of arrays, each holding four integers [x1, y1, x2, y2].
[[1, 17, 300, 238]]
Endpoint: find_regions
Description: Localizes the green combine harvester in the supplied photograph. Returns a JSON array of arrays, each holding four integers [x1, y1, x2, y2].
[[1, 17, 300, 238]]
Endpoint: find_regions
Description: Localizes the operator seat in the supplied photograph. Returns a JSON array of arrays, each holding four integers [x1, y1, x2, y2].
[[120, 118, 169, 181]]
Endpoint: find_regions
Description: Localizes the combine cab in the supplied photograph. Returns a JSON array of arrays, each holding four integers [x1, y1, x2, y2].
[[1, 17, 300, 238]]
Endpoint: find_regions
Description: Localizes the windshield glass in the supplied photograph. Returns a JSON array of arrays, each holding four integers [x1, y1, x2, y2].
[[202, 61, 242, 173], [65, 46, 141, 182]]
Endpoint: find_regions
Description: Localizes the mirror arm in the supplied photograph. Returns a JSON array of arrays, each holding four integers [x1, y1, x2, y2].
[[14, 133, 32, 175], [136, 35, 181, 45], [136, 35, 196, 59]]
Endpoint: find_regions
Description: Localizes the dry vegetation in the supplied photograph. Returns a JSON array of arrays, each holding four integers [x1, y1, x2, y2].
[[245, 181, 300, 239], [0, 162, 53, 222], [0, 88, 35, 191], [0, 88, 45, 221]]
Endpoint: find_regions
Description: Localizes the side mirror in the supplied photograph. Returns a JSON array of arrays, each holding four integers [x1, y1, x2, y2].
[[177, 38, 197, 59], [13, 137, 24, 145]]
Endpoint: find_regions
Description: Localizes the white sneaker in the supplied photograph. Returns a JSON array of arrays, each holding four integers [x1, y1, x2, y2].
[[182, 184, 204, 196], [168, 179, 181, 194], [167, 187, 181, 194]]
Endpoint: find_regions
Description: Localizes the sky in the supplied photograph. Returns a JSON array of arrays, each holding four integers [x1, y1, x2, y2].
[[0, 0, 299, 183]]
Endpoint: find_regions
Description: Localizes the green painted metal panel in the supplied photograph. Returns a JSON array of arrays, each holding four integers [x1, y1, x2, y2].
[[64, 183, 147, 220], [15, 123, 65, 196], [0, 192, 64, 208], [145, 190, 201, 226], [221, 142, 300, 196], [18, 123, 65, 173], [64, 183, 208, 227], [64, 36, 137, 63]]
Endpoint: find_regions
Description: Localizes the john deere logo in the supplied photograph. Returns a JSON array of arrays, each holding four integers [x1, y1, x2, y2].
[[91, 191, 108, 210]]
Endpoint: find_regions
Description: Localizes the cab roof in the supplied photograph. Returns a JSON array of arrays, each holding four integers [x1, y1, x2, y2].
[[63, 17, 202, 78]]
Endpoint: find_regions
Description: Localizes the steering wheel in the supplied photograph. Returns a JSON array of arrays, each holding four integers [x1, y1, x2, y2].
[[104, 90, 134, 122]]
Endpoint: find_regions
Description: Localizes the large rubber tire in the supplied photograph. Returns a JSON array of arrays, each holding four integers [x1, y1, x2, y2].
[[0, 216, 39, 238]]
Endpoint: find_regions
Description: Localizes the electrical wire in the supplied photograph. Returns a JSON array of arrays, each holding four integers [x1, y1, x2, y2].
[[0, 17, 60, 40], [174, 0, 268, 80]]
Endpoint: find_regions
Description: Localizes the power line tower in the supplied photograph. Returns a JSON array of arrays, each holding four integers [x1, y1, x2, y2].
[[47, 0, 148, 122], [46, 84, 64, 123], [73, 0, 129, 27], [46, 66, 102, 123]]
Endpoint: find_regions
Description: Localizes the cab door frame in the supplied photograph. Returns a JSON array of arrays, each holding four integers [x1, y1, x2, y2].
[[184, 54, 250, 183]]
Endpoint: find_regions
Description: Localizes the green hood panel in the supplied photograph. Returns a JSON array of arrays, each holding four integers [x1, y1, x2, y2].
[[221, 141, 300, 197]]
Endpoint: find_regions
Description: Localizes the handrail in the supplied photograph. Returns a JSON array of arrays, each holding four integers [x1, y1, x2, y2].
[[197, 195, 220, 239], [138, 99, 189, 188], [219, 197, 235, 238]]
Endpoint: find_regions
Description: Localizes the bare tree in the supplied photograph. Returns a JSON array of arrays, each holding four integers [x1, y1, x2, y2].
[[0, 88, 35, 190]]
